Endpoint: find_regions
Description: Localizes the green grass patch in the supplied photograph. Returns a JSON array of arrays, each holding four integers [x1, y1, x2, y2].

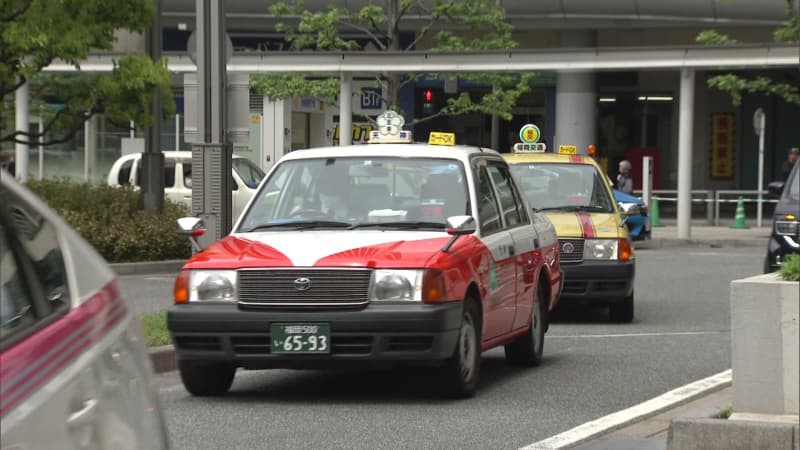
[[778, 254, 800, 282], [714, 404, 733, 419], [139, 311, 171, 347]]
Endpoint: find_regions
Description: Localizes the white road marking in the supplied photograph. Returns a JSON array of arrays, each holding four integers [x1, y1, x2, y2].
[[549, 330, 726, 339], [520, 369, 732, 450]]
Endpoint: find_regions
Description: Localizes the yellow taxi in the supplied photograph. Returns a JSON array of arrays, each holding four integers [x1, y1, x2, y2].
[[503, 125, 634, 322]]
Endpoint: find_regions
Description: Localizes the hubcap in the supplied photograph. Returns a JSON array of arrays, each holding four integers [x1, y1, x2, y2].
[[459, 313, 477, 381]]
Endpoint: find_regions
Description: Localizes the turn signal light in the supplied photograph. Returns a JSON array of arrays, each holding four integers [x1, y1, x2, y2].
[[618, 238, 633, 261], [173, 270, 190, 304], [785, 214, 796, 221], [422, 270, 446, 303]]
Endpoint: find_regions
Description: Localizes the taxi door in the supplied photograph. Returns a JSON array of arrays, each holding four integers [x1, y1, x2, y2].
[[475, 164, 517, 340], [485, 163, 540, 331]]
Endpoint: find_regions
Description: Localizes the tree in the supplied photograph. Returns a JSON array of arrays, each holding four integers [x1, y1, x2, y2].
[[696, 0, 800, 106], [0, 0, 174, 147], [249, 0, 533, 126]]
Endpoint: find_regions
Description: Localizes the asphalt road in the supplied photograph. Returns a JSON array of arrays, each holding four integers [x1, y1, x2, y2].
[[127, 246, 763, 450]]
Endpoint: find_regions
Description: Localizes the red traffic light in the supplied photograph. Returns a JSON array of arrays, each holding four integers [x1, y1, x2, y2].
[[424, 89, 433, 103]]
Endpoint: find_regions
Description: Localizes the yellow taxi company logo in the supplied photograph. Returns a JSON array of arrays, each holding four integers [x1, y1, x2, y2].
[[333, 124, 374, 144], [428, 132, 456, 146], [251, 115, 261, 124], [519, 124, 541, 144], [558, 145, 577, 155]]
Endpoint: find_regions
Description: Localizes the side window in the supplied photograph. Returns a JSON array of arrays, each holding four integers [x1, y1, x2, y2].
[[6, 198, 70, 310], [487, 164, 525, 228], [0, 224, 36, 340], [117, 159, 133, 186], [477, 166, 502, 235], [183, 162, 192, 188]]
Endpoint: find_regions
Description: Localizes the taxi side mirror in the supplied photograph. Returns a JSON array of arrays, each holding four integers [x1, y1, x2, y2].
[[618, 202, 641, 216], [767, 181, 784, 197], [442, 215, 476, 253], [177, 216, 207, 252]]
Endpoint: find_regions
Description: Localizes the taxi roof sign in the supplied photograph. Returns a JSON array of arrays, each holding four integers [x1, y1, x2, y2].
[[369, 110, 413, 143], [428, 132, 455, 146], [519, 124, 541, 144], [513, 142, 547, 153]]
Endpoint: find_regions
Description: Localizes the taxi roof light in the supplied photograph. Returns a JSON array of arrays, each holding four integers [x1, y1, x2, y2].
[[368, 110, 413, 144]]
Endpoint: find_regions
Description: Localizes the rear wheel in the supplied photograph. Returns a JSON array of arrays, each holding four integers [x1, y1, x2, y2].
[[609, 291, 634, 323], [179, 361, 236, 396], [441, 298, 481, 398], [504, 286, 546, 367]]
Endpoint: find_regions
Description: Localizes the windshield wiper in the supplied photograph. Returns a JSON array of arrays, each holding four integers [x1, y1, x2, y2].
[[349, 221, 446, 230], [245, 220, 353, 232], [536, 205, 608, 213]]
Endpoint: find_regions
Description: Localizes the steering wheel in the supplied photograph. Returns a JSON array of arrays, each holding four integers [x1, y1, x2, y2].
[[289, 208, 329, 219]]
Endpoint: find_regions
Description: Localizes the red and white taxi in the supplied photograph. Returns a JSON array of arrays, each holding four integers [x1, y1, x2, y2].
[[0, 173, 169, 449], [168, 121, 562, 398]]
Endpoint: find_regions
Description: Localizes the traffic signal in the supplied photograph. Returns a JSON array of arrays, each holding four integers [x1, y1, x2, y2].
[[423, 88, 434, 110]]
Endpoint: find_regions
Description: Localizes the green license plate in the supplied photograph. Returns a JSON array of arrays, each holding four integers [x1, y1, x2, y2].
[[271, 323, 331, 354]]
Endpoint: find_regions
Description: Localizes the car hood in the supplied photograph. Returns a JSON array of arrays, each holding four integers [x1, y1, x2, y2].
[[184, 230, 452, 269], [774, 197, 800, 218], [542, 212, 623, 239], [613, 189, 644, 205]]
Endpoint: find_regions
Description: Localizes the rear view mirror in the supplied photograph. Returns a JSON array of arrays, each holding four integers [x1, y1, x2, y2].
[[177, 217, 206, 251], [767, 181, 784, 197]]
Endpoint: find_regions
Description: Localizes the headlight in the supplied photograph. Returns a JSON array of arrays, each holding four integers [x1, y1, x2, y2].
[[190, 270, 237, 302], [583, 239, 619, 260], [775, 220, 799, 236], [371, 270, 424, 302]]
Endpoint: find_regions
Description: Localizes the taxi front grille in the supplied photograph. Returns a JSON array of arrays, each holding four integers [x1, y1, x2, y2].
[[238, 269, 372, 308], [558, 239, 584, 264]]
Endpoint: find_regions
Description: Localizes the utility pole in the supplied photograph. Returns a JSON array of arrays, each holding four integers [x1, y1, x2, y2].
[[192, 0, 233, 246], [142, 0, 165, 213]]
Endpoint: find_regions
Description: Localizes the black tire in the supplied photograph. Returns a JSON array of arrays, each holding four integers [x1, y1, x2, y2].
[[609, 291, 635, 323], [504, 286, 546, 367], [179, 361, 236, 396], [441, 298, 482, 399]]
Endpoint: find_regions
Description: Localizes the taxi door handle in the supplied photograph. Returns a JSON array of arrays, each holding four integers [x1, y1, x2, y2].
[[533, 238, 539, 248], [508, 245, 515, 256], [67, 398, 99, 429]]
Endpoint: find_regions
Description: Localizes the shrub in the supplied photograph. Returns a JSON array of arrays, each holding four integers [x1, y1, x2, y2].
[[778, 253, 800, 282], [26, 179, 191, 263]]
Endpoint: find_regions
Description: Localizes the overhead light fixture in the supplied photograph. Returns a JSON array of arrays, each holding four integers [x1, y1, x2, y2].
[[599, 97, 616, 102], [638, 96, 673, 101]]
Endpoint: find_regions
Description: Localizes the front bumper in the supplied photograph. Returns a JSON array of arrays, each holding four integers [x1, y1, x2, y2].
[[559, 260, 635, 304], [765, 234, 800, 272], [167, 302, 463, 369]]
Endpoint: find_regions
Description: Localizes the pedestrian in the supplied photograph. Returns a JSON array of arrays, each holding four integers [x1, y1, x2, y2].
[[616, 160, 633, 194], [780, 147, 798, 182], [0, 151, 15, 176]]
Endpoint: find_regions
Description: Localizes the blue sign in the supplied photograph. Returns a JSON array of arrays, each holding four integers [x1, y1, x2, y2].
[[361, 87, 382, 110]]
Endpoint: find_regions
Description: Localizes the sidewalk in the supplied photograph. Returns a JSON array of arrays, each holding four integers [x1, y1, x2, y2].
[[637, 220, 771, 250]]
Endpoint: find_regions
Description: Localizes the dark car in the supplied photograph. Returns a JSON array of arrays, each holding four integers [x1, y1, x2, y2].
[[765, 162, 800, 273]]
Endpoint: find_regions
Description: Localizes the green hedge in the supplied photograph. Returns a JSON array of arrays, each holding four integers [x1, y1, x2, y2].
[[26, 179, 191, 263]]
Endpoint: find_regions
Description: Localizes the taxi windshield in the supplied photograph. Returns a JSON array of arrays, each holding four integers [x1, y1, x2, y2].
[[509, 162, 615, 213], [233, 158, 266, 189], [238, 157, 469, 231]]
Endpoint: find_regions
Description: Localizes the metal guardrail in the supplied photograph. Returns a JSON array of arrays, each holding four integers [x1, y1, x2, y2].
[[631, 189, 779, 226]]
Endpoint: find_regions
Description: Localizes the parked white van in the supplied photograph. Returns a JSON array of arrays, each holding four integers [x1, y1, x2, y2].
[[107, 151, 265, 221]]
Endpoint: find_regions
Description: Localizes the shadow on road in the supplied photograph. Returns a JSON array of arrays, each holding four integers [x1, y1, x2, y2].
[[549, 302, 615, 324]]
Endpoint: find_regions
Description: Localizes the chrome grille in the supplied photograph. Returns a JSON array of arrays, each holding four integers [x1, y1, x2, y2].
[[558, 238, 584, 264], [238, 269, 372, 308]]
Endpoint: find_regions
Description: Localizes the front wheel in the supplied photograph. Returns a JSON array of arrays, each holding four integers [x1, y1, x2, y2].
[[504, 286, 546, 367], [179, 361, 236, 396], [441, 299, 481, 398], [609, 292, 634, 323]]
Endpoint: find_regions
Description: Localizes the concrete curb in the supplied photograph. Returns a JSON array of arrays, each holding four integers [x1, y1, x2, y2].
[[112, 260, 185, 276], [635, 238, 768, 249], [149, 345, 177, 373], [666, 417, 799, 450]]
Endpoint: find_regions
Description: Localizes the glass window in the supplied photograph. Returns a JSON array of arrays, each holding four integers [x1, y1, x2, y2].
[[477, 167, 502, 235], [238, 157, 468, 231], [509, 163, 615, 213], [487, 164, 524, 228], [117, 159, 133, 186], [0, 224, 36, 340], [233, 158, 266, 189], [183, 162, 192, 188]]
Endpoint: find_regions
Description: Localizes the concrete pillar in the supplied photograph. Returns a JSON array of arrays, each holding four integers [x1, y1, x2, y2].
[[677, 68, 695, 239], [339, 73, 352, 146], [14, 81, 29, 182], [84, 116, 97, 183], [226, 73, 250, 145], [491, 113, 500, 150], [555, 32, 596, 155]]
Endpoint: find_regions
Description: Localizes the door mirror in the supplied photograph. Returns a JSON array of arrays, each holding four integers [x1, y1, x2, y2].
[[177, 217, 206, 251], [767, 181, 784, 197], [618, 202, 641, 216], [445, 215, 476, 236]]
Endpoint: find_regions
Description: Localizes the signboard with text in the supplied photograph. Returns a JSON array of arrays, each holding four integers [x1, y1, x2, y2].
[[710, 113, 735, 179]]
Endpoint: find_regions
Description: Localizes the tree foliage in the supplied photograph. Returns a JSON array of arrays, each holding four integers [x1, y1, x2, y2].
[[0, 0, 174, 146], [697, 0, 800, 106], [250, 0, 532, 125]]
